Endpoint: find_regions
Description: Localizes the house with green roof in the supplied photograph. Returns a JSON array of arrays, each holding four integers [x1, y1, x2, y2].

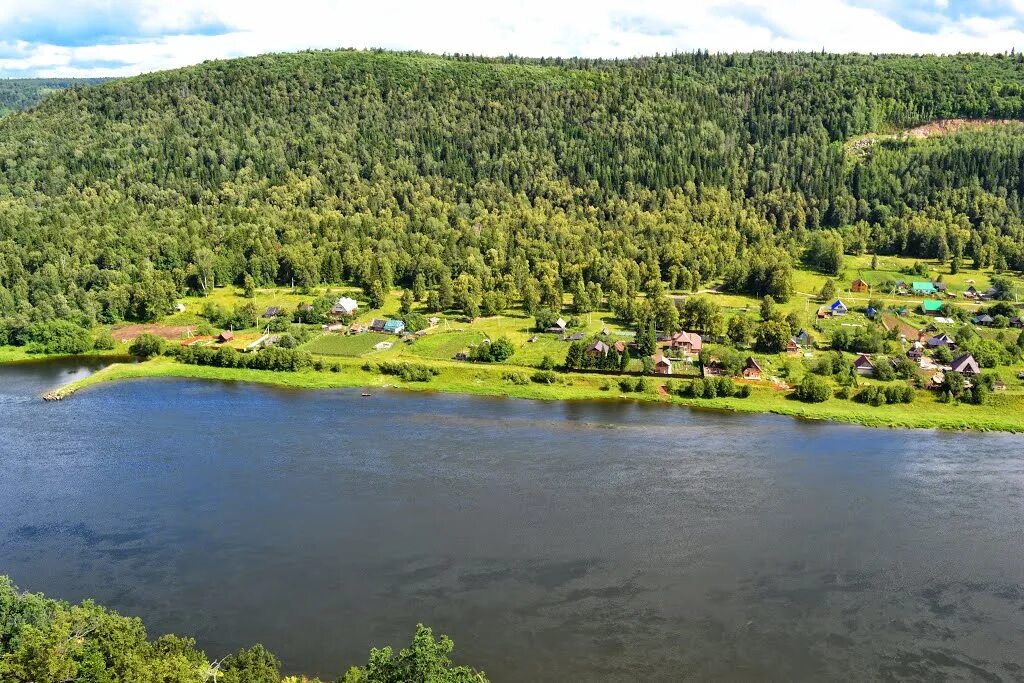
[[921, 299, 943, 314], [912, 281, 937, 295]]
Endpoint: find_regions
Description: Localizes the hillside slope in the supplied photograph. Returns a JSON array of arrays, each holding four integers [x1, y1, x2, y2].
[[0, 50, 1023, 328]]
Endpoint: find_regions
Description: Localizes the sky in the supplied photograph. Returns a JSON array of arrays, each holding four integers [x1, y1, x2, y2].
[[2, 0, 1024, 77]]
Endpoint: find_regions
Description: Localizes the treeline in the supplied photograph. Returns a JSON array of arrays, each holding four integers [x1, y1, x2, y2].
[[0, 576, 487, 682], [0, 78, 108, 115], [3, 50, 1024, 333]]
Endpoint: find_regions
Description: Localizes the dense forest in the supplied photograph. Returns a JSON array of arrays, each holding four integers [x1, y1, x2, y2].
[[2, 50, 1024, 336], [0, 78, 108, 116], [0, 576, 486, 682]]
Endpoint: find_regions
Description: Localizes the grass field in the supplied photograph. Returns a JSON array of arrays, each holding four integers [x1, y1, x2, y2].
[[302, 332, 394, 357]]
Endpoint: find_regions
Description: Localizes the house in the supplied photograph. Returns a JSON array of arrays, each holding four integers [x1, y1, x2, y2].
[[454, 352, 468, 361], [349, 323, 367, 334], [853, 354, 875, 376], [1010, 316, 1024, 329], [994, 379, 1007, 392], [382, 319, 406, 335], [950, 353, 980, 375], [703, 357, 727, 377], [528, 335, 539, 343], [921, 299, 943, 315], [601, 327, 610, 336], [972, 314, 994, 326], [369, 319, 386, 332], [586, 340, 610, 358], [907, 342, 924, 361], [567, 332, 586, 341], [865, 306, 878, 319], [933, 282, 948, 293], [322, 322, 345, 332], [613, 340, 627, 354], [851, 278, 870, 293], [262, 306, 282, 318], [217, 330, 234, 343], [786, 338, 802, 354], [912, 281, 937, 295], [331, 297, 359, 316], [668, 330, 703, 356], [795, 329, 813, 347], [963, 285, 979, 299], [652, 354, 673, 375], [546, 318, 568, 334], [927, 332, 955, 349], [980, 287, 998, 301], [817, 307, 831, 319], [830, 299, 848, 316], [742, 357, 763, 380]]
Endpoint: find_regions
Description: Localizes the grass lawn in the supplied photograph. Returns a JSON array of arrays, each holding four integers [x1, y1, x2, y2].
[[302, 332, 393, 357]]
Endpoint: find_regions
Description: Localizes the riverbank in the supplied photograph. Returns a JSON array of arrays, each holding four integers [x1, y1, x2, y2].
[[42, 356, 1024, 433]]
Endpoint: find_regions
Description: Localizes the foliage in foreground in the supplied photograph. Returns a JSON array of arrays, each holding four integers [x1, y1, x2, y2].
[[0, 576, 487, 683]]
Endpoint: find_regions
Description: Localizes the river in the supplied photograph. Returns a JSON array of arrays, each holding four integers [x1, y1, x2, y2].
[[2, 359, 1023, 681]]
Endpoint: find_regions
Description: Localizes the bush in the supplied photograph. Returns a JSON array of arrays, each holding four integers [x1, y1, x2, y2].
[[376, 361, 439, 382], [471, 336, 515, 363], [794, 374, 832, 402], [23, 320, 92, 354], [531, 370, 558, 385], [735, 384, 752, 398], [502, 371, 529, 385], [129, 333, 166, 358], [277, 334, 298, 349], [92, 329, 116, 350], [538, 355, 555, 370]]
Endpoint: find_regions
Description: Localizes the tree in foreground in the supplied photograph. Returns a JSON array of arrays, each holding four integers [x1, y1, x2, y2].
[[340, 625, 489, 683]]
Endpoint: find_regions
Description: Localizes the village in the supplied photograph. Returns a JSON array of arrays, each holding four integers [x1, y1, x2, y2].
[[81, 250, 1017, 426]]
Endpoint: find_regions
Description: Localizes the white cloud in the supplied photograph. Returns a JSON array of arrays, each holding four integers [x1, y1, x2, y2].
[[1, 0, 1023, 77]]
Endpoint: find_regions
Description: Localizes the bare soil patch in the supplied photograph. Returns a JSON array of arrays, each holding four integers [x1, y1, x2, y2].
[[111, 324, 194, 342]]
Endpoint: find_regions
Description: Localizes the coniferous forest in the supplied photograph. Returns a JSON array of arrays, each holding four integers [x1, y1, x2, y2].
[[2, 49, 1024, 335]]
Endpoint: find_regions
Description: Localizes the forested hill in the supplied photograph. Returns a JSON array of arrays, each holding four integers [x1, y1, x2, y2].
[[0, 77, 109, 116], [2, 49, 1024, 329]]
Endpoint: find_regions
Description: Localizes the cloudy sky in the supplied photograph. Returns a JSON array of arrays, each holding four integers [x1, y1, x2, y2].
[[1, 0, 1024, 77]]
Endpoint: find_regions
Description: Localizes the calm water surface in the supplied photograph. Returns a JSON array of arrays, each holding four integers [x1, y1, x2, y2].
[[2, 360, 1023, 681]]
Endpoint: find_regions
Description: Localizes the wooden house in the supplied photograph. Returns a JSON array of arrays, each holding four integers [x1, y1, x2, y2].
[[742, 357, 763, 380]]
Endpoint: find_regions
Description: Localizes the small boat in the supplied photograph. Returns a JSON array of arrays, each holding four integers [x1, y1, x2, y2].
[[361, 391, 372, 397]]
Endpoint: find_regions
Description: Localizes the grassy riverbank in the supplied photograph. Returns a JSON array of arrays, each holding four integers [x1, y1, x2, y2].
[[46, 357, 1024, 433]]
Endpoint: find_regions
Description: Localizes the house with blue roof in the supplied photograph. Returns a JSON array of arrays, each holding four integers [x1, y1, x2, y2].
[[382, 319, 406, 334], [830, 299, 848, 316]]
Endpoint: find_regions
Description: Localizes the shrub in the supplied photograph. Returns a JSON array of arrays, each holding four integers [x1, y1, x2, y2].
[[376, 361, 439, 382], [92, 329, 116, 350], [735, 384, 752, 398], [531, 370, 558, 385], [24, 320, 92, 354], [794, 374, 832, 402], [502, 371, 529, 385], [538, 355, 555, 370], [129, 333, 166, 358]]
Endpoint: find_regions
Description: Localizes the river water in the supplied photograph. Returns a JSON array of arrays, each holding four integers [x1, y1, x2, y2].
[[1, 359, 1023, 681]]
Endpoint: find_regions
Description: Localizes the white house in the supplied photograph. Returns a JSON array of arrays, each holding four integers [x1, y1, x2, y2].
[[332, 296, 359, 316]]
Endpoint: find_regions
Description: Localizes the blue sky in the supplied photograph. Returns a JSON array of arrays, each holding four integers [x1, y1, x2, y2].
[[2, 0, 1024, 77]]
